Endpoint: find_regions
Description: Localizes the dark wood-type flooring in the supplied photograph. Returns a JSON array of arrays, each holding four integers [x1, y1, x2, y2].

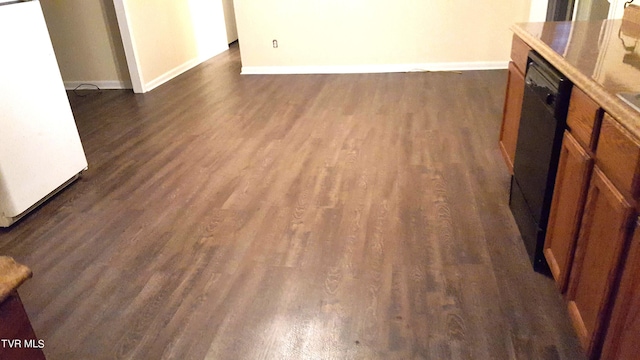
[[0, 45, 585, 359]]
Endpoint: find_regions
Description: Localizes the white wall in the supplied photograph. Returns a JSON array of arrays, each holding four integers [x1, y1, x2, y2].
[[529, 0, 549, 21], [40, 0, 131, 89], [114, 0, 229, 93], [235, 0, 532, 74]]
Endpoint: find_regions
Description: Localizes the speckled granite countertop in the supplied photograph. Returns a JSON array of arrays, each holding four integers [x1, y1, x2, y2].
[[0, 256, 32, 303], [512, 20, 640, 138]]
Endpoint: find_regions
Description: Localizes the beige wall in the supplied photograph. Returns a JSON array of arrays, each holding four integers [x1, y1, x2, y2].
[[40, 0, 131, 89], [116, 0, 229, 93], [235, 0, 532, 73]]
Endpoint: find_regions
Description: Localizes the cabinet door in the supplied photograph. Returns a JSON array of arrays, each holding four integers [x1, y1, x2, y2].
[[499, 61, 525, 174], [566, 167, 635, 357], [0, 293, 46, 360], [544, 131, 593, 292], [600, 217, 640, 360]]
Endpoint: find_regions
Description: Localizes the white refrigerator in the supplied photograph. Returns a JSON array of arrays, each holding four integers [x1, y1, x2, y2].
[[0, 0, 88, 227]]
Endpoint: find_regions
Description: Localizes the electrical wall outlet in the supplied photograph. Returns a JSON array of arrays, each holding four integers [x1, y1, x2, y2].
[[272, 39, 278, 48]]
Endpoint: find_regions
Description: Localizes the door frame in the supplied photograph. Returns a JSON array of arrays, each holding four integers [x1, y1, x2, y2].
[[547, 0, 576, 20], [112, 0, 144, 93]]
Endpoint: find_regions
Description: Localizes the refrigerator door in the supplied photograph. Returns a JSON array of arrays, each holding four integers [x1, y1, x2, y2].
[[0, 1, 88, 226]]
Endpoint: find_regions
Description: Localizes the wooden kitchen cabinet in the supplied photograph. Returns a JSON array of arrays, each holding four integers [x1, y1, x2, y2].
[[509, 34, 530, 74], [600, 217, 640, 360], [544, 87, 602, 293], [0, 292, 45, 360], [0, 257, 44, 360], [566, 167, 635, 357], [596, 113, 640, 201], [503, 23, 640, 360], [499, 35, 530, 174], [544, 131, 593, 292], [499, 61, 525, 174], [566, 86, 602, 151]]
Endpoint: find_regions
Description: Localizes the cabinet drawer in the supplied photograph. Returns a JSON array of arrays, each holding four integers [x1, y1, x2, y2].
[[566, 86, 602, 151], [510, 34, 530, 74], [596, 113, 640, 200]]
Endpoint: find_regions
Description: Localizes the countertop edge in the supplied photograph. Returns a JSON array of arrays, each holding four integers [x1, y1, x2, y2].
[[511, 23, 640, 140], [0, 256, 32, 304]]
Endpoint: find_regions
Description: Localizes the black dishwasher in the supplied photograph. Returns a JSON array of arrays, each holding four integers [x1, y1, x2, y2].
[[509, 51, 572, 274]]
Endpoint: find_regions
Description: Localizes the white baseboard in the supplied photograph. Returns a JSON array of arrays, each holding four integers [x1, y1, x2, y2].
[[143, 45, 229, 92], [143, 57, 202, 92], [64, 80, 131, 90], [241, 62, 509, 75]]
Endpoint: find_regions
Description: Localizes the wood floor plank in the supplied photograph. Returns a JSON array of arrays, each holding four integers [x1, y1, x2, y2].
[[0, 44, 584, 359]]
